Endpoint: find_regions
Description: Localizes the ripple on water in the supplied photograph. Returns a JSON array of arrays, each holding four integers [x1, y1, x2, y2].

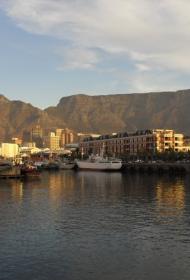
[[0, 172, 190, 280]]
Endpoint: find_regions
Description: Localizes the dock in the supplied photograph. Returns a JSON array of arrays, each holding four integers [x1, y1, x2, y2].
[[122, 162, 190, 174], [0, 166, 23, 180]]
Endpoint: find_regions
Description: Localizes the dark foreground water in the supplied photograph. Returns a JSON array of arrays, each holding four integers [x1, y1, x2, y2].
[[0, 171, 190, 280]]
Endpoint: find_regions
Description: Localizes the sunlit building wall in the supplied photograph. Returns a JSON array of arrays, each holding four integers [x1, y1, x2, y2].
[[56, 128, 75, 147], [0, 143, 19, 158], [44, 132, 60, 150], [80, 129, 188, 156], [31, 125, 43, 147]]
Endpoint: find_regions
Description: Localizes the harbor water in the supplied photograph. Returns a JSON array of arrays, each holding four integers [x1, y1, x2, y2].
[[0, 171, 190, 280]]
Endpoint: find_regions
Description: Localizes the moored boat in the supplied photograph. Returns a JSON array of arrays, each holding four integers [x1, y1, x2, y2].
[[58, 162, 75, 170], [44, 161, 59, 170], [20, 164, 40, 177], [76, 155, 122, 171]]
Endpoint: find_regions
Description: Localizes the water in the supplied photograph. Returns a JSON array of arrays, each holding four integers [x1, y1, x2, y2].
[[0, 171, 190, 280]]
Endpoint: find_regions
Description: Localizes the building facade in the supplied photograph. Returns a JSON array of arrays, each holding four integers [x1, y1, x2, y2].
[[56, 128, 75, 147], [80, 129, 187, 156], [31, 125, 43, 147], [44, 132, 60, 150], [0, 143, 20, 158]]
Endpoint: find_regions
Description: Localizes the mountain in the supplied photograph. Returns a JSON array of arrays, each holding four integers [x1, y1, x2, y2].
[[0, 89, 190, 141], [45, 89, 190, 135], [0, 94, 62, 141]]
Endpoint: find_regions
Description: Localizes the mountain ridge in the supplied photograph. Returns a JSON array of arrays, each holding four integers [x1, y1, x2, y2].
[[0, 89, 190, 141], [45, 89, 190, 135]]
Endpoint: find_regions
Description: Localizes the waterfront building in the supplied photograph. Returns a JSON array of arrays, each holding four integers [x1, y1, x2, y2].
[[20, 146, 41, 158], [79, 129, 187, 156], [155, 130, 184, 152], [31, 125, 43, 138], [23, 142, 36, 148], [31, 125, 43, 147], [44, 132, 60, 150], [0, 143, 19, 158], [77, 133, 101, 142], [56, 128, 75, 147], [182, 137, 190, 152], [12, 137, 22, 146]]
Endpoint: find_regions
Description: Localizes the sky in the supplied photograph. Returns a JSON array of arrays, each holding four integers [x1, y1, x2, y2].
[[1, 0, 190, 108]]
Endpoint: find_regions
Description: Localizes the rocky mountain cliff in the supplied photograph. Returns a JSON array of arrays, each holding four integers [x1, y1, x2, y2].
[[46, 89, 190, 135], [0, 89, 190, 141], [0, 94, 62, 141]]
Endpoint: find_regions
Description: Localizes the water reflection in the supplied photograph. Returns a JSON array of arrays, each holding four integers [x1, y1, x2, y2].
[[76, 171, 123, 199], [11, 180, 23, 201], [0, 172, 188, 214], [0, 179, 23, 202], [0, 172, 190, 280], [156, 180, 185, 217]]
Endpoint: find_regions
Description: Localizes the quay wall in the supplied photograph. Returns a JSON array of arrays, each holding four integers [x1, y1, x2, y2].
[[122, 163, 190, 174]]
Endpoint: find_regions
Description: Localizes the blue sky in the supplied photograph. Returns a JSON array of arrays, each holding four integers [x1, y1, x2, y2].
[[1, 0, 190, 108]]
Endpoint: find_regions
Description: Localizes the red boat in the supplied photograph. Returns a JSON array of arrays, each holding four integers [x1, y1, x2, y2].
[[20, 164, 40, 178]]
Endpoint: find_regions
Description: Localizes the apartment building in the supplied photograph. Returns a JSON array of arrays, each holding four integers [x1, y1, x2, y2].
[[56, 128, 75, 147], [0, 143, 20, 158], [31, 125, 43, 147], [44, 132, 60, 150], [80, 129, 186, 156]]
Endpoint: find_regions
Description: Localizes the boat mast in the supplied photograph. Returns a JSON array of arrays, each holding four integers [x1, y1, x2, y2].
[[100, 142, 105, 158]]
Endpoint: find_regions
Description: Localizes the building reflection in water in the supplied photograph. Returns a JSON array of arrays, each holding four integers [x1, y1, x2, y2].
[[11, 180, 24, 201], [156, 179, 185, 218], [0, 180, 23, 202], [47, 172, 186, 213], [49, 171, 75, 203]]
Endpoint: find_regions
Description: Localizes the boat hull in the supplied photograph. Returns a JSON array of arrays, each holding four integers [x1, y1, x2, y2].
[[59, 163, 75, 170], [76, 161, 122, 171]]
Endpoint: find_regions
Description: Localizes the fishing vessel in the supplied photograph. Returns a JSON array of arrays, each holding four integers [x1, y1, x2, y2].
[[76, 146, 122, 171], [76, 155, 122, 170]]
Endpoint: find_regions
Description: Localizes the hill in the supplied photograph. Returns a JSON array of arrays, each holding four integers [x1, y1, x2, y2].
[[0, 95, 62, 141], [1, 89, 190, 141], [45, 89, 190, 135]]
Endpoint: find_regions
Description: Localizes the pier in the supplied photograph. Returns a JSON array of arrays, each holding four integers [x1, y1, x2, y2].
[[122, 162, 190, 174]]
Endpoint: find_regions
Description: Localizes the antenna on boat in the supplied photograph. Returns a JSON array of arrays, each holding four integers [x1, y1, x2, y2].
[[100, 142, 105, 158], [81, 147, 84, 159]]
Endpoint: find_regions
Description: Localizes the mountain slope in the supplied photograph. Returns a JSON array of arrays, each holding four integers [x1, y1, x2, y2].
[[0, 95, 62, 141], [1, 89, 190, 142], [45, 89, 190, 135]]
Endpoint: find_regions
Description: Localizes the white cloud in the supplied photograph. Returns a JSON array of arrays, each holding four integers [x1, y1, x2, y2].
[[135, 63, 151, 72], [1, 0, 190, 91], [56, 47, 100, 70]]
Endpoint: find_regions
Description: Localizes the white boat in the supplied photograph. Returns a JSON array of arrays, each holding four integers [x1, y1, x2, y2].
[[76, 155, 122, 171]]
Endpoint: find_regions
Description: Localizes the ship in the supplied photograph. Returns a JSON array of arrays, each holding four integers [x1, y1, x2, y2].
[[76, 145, 122, 171], [76, 155, 122, 171]]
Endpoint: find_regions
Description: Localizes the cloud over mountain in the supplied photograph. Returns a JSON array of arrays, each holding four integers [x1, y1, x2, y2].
[[1, 0, 190, 91]]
